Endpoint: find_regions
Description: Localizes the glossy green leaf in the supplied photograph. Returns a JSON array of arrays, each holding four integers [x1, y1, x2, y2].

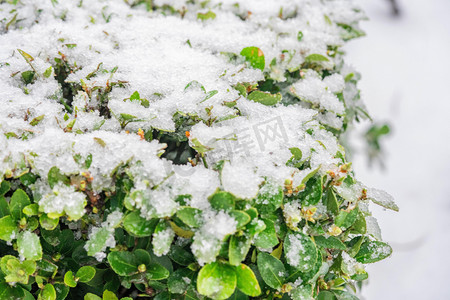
[[355, 241, 392, 263], [298, 175, 323, 206], [168, 268, 195, 294], [76, 266, 96, 283], [10, 189, 30, 220], [254, 219, 279, 249], [256, 252, 285, 289], [229, 210, 251, 228], [0, 215, 17, 241], [176, 207, 203, 228], [335, 208, 358, 230], [48, 167, 69, 189], [102, 290, 118, 300], [229, 235, 252, 266], [235, 264, 261, 297], [197, 262, 237, 300], [284, 232, 317, 272], [146, 262, 170, 280], [314, 236, 346, 250], [64, 271, 77, 288], [40, 214, 59, 230], [305, 53, 329, 63], [209, 191, 235, 211], [84, 293, 102, 300], [123, 211, 157, 237], [107, 251, 138, 276], [17, 231, 42, 261], [247, 91, 281, 106], [40, 284, 57, 300], [240, 47, 265, 71]]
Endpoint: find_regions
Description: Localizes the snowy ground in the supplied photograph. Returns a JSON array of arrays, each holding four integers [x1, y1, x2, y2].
[[345, 0, 450, 299]]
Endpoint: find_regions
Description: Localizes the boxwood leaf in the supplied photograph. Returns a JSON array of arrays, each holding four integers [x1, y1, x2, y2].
[[240, 47, 265, 71], [305, 54, 329, 63], [284, 232, 317, 272], [209, 191, 235, 211], [229, 210, 251, 228], [0, 215, 17, 241], [229, 235, 252, 266], [335, 208, 358, 230], [256, 252, 286, 289], [146, 262, 170, 281], [40, 284, 57, 300], [47, 167, 70, 189], [76, 266, 96, 283], [107, 251, 138, 276], [17, 231, 42, 261], [355, 241, 392, 263], [168, 268, 195, 294], [64, 271, 77, 288], [176, 207, 203, 228], [123, 211, 157, 237], [235, 264, 261, 297], [10, 189, 30, 220], [247, 91, 281, 106], [314, 236, 346, 250], [254, 219, 279, 249], [84, 293, 102, 300], [197, 262, 237, 300]]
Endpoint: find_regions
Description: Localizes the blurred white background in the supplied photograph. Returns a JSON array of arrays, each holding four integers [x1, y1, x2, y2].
[[345, 0, 450, 299]]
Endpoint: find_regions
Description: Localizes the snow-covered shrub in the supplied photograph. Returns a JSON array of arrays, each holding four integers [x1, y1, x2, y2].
[[0, 0, 397, 299]]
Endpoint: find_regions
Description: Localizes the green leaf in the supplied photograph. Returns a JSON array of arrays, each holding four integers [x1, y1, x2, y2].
[[130, 91, 140, 101], [54, 283, 70, 300], [297, 31, 303, 41], [326, 189, 339, 215], [197, 262, 237, 300], [229, 235, 252, 266], [0, 181, 11, 196], [84, 294, 102, 300], [17, 231, 42, 261], [0, 282, 25, 299], [168, 268, 195, 294], [85, 227, 111, 256], [10, 189, 31, 220], [146, 262, 170, 280], [102, 290, 118, 300], [240, 47, 265, 71], [47, 167, 69, 189], [0, 215, 17, 241], [119, 113, 137, 121], [335, 208, 358, 230], [247, 91, 281, 106], [355, 241, 392, 263], [305, 54, 329, 63], [256, 252, 285, 289], [64, 271, 77, 288], [290, 284, 313, 300], [23, 203, 39, 216], [40, 284, 57, 300], [235, 264, 261, 297], [317, 291, 335, 300], [197, 10, 216, 21], [40, 214, 59, 230], [254, 183, 283, 216], [123, 211, 157, 237], [107, 251, 138, 276], [298, 175, 323, 206], [76, 266, 96, 283], [350, 211, 366, 234], [1, 255, 36, 285], [314, 236, 346, 250], [43, 66, 53, 78], [284, 232, 317, 272], [176, 207, 203, 228], [21, 70, 35, 84], [168, 245, 195, 266], [229, 210, 251, 228], [30, 114, 45, 126], [209, 191, 235, 211], [254, 219, 278, 249]]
